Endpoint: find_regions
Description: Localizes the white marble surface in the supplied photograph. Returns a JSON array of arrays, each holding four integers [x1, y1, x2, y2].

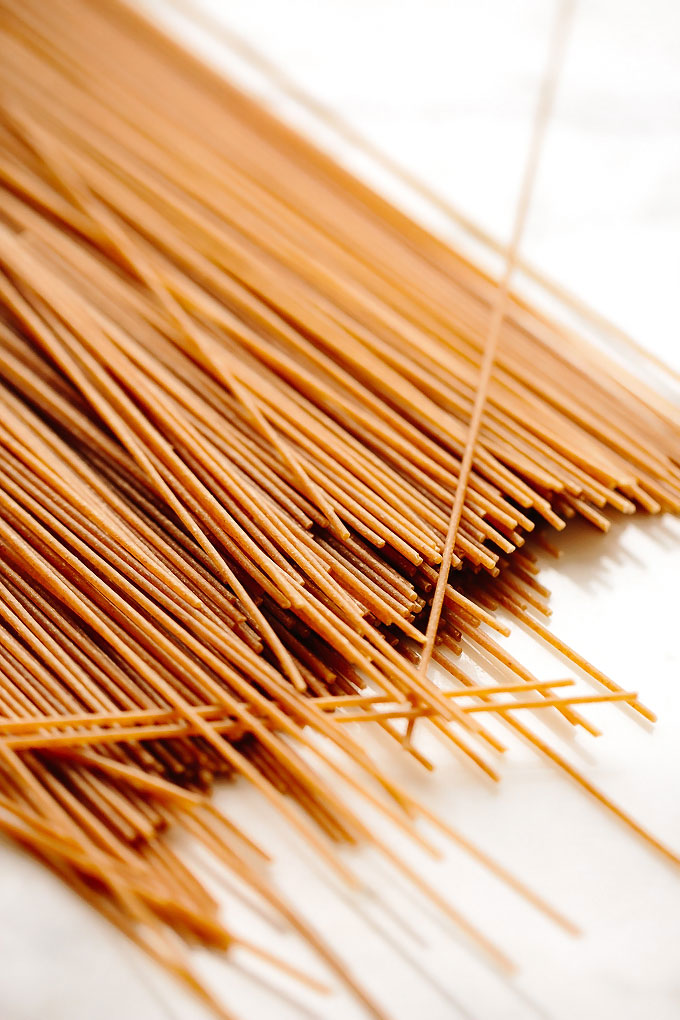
[[1, 3, 680, 1019]]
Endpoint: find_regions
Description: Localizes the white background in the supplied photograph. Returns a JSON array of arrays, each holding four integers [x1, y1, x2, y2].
[[1, 2, 679, 1019]]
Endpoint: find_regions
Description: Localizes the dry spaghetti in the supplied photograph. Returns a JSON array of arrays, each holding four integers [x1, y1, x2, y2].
[[0, 0, 678, 1017]]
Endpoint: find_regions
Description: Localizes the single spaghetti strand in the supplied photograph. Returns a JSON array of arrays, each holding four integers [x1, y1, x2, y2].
[[416, 0, 575, 687]]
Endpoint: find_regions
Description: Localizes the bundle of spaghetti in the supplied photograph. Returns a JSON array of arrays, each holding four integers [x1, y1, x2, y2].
[[0, 0, 679, 1017]]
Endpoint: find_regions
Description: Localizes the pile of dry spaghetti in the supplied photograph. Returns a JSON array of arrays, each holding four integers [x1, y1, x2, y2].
[[0, 0, 679, 1016]]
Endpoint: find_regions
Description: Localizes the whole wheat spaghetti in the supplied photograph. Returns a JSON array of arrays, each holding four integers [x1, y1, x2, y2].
[[0, 0, 678, 1017]]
